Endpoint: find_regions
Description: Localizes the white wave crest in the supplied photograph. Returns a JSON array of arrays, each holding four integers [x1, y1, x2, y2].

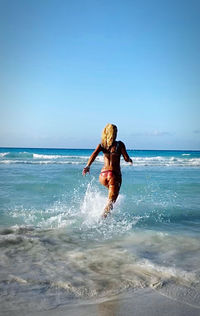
[[1, 151, 200, 167], [122, 156, 200, 167], [0, 152, 9, 157], [33, 154, 61, 159]]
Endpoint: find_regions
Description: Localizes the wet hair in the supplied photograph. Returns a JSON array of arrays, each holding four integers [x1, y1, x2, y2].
[[101, 124, 118, 150]]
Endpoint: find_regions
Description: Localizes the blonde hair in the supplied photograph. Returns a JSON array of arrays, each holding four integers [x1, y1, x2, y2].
[[101, 124, 118, 149]]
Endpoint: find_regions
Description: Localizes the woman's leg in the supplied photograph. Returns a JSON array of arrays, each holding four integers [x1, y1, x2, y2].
[[99, 173, 109, 188], [103, 176, 121, 218]]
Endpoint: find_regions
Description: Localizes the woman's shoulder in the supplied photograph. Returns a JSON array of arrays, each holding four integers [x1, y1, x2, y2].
[[112, 141, 123, 154], [117, 140, 125, 147], [117, 141, 126, 152]]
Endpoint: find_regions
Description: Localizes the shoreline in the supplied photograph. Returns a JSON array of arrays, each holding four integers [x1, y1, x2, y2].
[[3, 288, 200, 316]]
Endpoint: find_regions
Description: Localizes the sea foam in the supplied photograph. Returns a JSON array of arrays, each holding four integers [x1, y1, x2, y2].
[[1, 152, 200, 166]]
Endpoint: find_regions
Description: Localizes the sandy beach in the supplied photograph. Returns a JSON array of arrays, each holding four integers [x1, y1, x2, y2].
[[2, 288, 199, 316]]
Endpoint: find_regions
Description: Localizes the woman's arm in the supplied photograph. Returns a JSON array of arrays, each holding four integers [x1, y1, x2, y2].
[[120, 141, 133, 164], [82, 144, 102, 175]]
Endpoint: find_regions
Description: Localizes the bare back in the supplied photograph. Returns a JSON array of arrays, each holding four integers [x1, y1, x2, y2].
[[101, 141, 131, 172], [101, 141, 122, 173], [84, 140, 131, 174]]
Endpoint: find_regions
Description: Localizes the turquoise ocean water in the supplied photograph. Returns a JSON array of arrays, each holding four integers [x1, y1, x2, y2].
[[0, 147, 200, 313]]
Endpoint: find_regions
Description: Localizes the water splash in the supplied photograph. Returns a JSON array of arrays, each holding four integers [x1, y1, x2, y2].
[[80, 178, 107, 224]]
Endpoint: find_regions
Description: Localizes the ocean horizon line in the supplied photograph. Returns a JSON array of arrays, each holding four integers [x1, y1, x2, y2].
[[0, 146, 200, 152]]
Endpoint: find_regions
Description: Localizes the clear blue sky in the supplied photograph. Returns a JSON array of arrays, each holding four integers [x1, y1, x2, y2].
[[0, 0, 200, 149]]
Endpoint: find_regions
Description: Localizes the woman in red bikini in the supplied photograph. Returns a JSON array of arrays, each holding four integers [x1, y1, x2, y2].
[[82, 124, 133, 218]]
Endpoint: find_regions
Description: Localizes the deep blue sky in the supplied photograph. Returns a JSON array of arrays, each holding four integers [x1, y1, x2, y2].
[[0, 0, 200, 149]]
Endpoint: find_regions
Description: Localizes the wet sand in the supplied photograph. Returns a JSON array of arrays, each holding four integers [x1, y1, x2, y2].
[[3, 288, 200, 316]]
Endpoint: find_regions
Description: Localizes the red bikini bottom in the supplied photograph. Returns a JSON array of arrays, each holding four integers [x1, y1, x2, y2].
[[100, 170, 121, 182]]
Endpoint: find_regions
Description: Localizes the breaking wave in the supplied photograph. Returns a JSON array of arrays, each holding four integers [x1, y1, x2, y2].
[[0, 151, 200, 167]]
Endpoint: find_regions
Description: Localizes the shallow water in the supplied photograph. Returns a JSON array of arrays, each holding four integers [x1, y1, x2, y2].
[[0, 148, 200, 313]]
